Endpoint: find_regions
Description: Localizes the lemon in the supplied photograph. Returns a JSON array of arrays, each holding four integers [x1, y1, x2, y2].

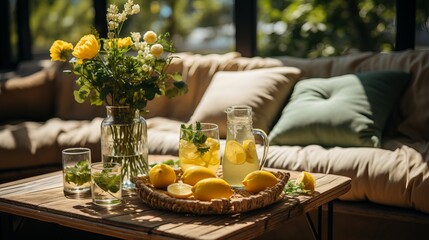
[[167, 182, 193, 199], [181, 166, 217, 186], [224, 140, 246, 165], [149, 164, 177, 189], [242, 170, 278, 193], [243, 139, 258, 163], [297, 171, 316, 192], [191, 178, 234, 201]]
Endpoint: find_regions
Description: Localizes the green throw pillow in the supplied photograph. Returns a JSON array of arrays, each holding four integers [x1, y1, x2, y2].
[[268, 71, 410, 147]]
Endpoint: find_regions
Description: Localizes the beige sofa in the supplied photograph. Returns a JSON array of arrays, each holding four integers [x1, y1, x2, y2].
[[1, 50, 429, 239]]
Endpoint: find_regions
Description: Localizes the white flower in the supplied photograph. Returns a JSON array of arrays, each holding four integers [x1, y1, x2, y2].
[[108, 21, 117, 30], [145, 54, 154, 61], [107, 4, 119, 14], [131, 32, 141, 42], [142, 64, 151, 72], [118, 13, 127, 22], [131, 4, 140, 14]]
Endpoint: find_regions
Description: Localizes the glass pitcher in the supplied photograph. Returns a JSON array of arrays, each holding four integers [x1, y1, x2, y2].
[[222, 105, 269, 187]]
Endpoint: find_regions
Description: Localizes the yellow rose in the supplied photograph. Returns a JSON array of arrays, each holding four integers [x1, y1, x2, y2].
[[150, 44, 164, 57], [118, 37, 132, 48], [49, 40, 73, 62], [143, 31, 157, 44], [72, 34, 99, 60]]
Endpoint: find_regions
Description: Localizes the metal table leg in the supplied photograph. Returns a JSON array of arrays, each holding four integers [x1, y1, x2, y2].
[[305, 201, 334, 240]]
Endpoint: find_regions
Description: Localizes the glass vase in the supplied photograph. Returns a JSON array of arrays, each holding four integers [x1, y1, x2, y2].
[[101, 106, 149, 190]]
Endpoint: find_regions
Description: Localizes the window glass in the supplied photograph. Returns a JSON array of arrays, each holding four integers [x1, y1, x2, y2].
[[30, 0, 94, 59], [109, 0, 234, 54], [257, 0, 397, 58]]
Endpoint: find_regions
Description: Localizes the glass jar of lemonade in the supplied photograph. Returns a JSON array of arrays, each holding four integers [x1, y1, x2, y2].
[[222, 105, 269, 187], [179, 122, 220, 173]]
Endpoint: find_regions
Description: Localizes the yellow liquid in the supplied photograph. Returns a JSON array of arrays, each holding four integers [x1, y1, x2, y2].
[[222, 139, 259, 187], [179, 139, 220, 173]]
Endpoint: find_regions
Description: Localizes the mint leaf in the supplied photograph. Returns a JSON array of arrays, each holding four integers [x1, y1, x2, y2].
[[180, 122, 210, 155], [64, 160, 90, 186], [93, 170, 121, 193], [284, 180, 312, 196]]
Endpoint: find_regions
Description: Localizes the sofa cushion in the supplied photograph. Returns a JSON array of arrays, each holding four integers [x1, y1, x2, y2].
[[189, 67, 302, 138], [269, 71, 410, 147], [158, 52, 285, 122], [146, 117, 184, 155], [276, 50, 429, 142], [0, 118, 102, 171], [265, 142, 429, 214], [0, 68, 55, 122]]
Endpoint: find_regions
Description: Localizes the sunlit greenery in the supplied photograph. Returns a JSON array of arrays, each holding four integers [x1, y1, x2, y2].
[[30, 0, 233, 57], [257, 0, 429, 58], [30, 0, 93, 56], [24, 0, 429, 59], [257, 0, 396, 57]]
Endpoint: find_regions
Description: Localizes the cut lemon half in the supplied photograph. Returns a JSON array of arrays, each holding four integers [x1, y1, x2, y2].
[[243, 139, 258, 164], [167, 182, 193, 199], [297, 171, 316, 192], [224, 140, 246, 165]]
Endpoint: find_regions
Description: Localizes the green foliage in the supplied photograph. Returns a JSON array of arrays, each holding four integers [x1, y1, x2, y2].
[[257, 0, 399, 58], [180, 122, 210, 155], [64, 160, 91, 186], [92, 167, 122, 193], [284, 180, 312, 196]]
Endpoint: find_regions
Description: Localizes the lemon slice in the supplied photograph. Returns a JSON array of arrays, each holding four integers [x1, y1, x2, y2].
[[209, 149, 220, 165], [224, 140, 246, 165], [243, 139, 258, 163], [167, 182, 193, 199], [179, 140, 199, 160]]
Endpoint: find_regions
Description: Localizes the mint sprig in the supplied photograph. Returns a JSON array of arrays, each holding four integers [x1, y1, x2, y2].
[[64, 160, 90, 186], [92, 169, 121, 193], [180, 122, 210, 155], [284, 180, 312, 196]]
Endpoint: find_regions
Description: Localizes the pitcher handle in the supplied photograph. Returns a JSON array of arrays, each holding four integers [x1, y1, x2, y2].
[[252, 128, 269, 170]]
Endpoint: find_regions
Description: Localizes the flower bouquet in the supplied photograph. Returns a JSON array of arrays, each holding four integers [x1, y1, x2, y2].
[[50, 0, 188, 189]]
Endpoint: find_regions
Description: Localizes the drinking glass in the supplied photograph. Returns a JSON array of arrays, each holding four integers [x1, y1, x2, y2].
[[62, 148, 91, 199], [91, 162, 122, 207], [179, 123, 220, 173]]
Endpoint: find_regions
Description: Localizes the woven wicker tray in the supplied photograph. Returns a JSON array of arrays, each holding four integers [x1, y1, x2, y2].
[[134, 170, 290, 215]]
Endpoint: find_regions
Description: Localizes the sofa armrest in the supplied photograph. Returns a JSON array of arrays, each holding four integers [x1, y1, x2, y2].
[[0, 61, 57, 123]]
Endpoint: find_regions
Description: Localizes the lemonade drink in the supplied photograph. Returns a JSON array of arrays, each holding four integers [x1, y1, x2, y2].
[[222, 105, 269, 188], [179, 123, 220, 173], [222, 118, 259, 187]]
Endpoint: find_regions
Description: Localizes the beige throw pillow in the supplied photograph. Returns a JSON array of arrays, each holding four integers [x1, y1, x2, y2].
[[189, 67, 302, 138]]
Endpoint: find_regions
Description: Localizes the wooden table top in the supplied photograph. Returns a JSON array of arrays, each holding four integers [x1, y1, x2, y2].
[[0, 169, 350, 240]]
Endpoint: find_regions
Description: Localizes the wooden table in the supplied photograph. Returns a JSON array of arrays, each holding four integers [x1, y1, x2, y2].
[[0, 169, 350, 240]]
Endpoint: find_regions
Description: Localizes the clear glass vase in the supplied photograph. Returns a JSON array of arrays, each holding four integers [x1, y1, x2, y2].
[[101, 106, 149, 190]]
